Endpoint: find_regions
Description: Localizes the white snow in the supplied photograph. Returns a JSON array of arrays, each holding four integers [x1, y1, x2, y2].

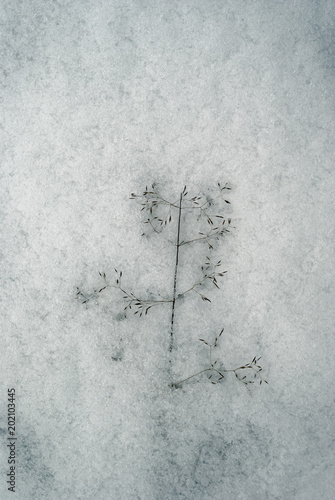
[[1, 0, 334, 498]]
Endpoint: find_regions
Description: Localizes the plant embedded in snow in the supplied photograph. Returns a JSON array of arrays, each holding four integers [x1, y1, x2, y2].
[[76, 182, 267, 389]]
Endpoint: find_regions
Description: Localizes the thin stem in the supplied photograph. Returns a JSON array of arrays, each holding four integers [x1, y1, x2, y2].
[[173, 368, 211, 387], [140, 192, 210, 211], [170, 192, 183, 355], [178, 271, 218, 297], [173, 363, 265, 387], [180, 232, 220, 246], [115, 286, 172, 306], [177, 281, 204, 296], [100, 276, 173, 307], [180, 223, 231, 247]]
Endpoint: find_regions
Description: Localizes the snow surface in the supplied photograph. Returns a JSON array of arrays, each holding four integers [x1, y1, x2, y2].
[[1, 0, 334, 498]]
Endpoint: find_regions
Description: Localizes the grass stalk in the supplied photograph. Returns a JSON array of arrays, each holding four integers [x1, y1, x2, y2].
[[169, 192, 183, 357]]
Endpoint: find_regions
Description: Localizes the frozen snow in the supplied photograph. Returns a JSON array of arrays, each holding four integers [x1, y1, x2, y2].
[[1, 0, 334, 498]]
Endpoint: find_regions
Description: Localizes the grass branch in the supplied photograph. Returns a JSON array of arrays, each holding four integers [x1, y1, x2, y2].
[[173, 331, 267, 388]]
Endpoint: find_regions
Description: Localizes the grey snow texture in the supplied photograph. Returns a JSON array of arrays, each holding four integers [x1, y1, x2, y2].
[[1, 0, 334, 499]]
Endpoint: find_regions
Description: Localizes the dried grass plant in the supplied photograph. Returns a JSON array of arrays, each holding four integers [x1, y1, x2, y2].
[[77, 183, 267, 389]]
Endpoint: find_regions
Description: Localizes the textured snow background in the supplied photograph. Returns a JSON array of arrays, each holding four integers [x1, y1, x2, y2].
[[1, 0, 334, 498]]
